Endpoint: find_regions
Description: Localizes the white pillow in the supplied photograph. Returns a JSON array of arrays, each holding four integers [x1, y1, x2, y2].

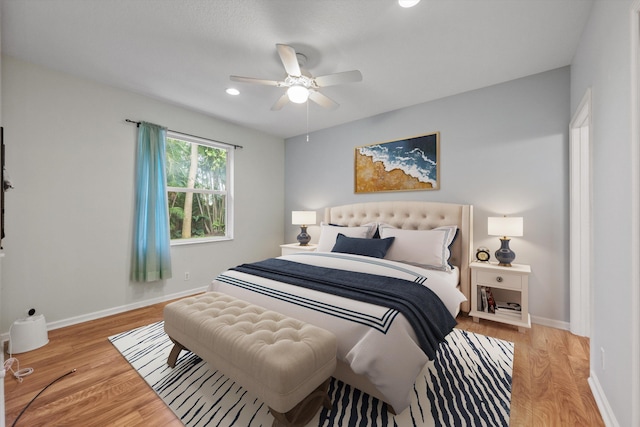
[[316, 222, 377, 252], [379, 225, 458, 271]]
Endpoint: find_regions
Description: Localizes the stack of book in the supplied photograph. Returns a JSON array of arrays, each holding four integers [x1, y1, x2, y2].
[[494, 301, 522, 318], [479, 288, 522, 318], [479, 287, 496, 313]]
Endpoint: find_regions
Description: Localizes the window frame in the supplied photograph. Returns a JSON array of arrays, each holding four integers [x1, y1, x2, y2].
[[166, 130, 234, 246]]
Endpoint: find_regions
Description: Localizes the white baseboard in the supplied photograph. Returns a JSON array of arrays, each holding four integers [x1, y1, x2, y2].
[[531, 314, 570, 331], [0, 286, 208, 344], [589, 371, 619, 427]]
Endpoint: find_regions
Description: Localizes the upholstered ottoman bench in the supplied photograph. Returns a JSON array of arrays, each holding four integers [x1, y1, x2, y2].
[[163, 292, 337, 427]]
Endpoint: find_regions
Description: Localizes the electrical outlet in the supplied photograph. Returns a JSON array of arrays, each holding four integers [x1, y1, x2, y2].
[[184, 272, 190, 281], [600, 347, 605, 370]]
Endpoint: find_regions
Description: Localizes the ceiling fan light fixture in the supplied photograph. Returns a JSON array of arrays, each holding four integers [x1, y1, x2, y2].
[[230, 44, 361, 111], [225, 88, 240, 96], [398, 0, 420, 7], [287, 85, 309, 104]]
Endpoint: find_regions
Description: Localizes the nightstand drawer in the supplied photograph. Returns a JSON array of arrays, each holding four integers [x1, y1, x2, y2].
[[476, 270, 522, 290]]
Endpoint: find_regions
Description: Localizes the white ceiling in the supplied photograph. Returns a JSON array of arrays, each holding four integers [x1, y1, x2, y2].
[[1, 0, 594, 139]]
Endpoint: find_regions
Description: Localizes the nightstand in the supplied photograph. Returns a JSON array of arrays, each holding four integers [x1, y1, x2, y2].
[[280, 243, 318, 256], [469, 261, 531, 332]]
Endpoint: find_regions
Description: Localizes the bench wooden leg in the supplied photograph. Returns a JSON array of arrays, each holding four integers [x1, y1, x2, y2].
[[270, 378, 331, 427], [167, 338, 187, 368]]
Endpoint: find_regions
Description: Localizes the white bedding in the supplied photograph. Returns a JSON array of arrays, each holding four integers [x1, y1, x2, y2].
[[208, 252, 466, 412]]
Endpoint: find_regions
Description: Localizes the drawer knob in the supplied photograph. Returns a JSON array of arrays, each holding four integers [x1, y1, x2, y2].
[[496, 276, 503, 283]]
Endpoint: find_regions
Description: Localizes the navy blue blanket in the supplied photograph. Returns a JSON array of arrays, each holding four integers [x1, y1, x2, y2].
[[232, 258, 456, 360]]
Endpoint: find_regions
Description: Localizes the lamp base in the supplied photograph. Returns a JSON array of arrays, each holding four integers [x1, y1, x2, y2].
[[297, 225, 311, 246], [495, 237, 516, 267]]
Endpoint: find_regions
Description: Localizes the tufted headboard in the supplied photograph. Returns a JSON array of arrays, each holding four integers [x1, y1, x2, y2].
[[324, 201, 473, 313]]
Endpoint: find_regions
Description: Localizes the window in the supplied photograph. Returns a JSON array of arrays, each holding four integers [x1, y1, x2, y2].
[[165, 131, 233, 244]]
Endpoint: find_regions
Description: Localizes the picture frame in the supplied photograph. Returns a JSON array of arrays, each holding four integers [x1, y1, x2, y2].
[[354, 131, 440, 193]]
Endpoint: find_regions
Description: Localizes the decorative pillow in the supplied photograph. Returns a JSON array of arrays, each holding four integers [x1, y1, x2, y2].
[[331, 233, 395, 258], [316, 222, 377, 252], [379, 225, 458, 271]]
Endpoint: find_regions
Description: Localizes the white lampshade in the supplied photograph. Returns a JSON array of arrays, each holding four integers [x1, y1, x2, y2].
[[287, 85, 309, 104], [292, 211, 316, 225], [488, 216, 523, 238]]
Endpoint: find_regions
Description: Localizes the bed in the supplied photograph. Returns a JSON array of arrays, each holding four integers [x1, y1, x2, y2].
[[208, 200, 473, 413]]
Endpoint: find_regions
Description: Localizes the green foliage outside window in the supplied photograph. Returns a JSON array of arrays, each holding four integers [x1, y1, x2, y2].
[[166, 136, 229, 241]]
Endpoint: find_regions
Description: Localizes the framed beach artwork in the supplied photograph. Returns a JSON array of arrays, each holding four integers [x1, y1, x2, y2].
[[355, 132, 440, 193]]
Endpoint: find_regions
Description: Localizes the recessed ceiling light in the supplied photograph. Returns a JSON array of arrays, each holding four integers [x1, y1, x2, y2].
[[398, 0, 420, 7], [226, 88, 240, 96]]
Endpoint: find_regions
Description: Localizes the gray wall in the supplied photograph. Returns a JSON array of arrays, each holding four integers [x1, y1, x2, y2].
[[1, 56, 285, 331], [285, 66, 571, 327], [571, 1, 634, 425]]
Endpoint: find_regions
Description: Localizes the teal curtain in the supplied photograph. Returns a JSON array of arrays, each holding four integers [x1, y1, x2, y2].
[[131, 122, 172, 281]]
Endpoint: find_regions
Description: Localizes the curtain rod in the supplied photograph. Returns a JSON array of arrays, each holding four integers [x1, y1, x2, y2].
[[125, 119, 243, 150]]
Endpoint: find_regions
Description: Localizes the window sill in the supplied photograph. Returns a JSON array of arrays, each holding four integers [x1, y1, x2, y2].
[[170, 236, 233, 246]]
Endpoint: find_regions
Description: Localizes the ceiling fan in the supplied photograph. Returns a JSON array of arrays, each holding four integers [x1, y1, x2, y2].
[[230, 44, 363, 111]]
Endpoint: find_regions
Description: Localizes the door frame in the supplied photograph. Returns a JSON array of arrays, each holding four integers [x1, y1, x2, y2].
[[569, 88, 592, 338], [629, 2, 640, 425]]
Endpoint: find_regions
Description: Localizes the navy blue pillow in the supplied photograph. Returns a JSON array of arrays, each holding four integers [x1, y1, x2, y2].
[[331, 233, 395, 258]]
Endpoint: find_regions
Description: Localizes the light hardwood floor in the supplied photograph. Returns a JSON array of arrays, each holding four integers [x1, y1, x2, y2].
[[4, 298, 604, 426]]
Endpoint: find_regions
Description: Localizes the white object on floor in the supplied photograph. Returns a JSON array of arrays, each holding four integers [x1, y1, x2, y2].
[[10, 314, 49, 354]]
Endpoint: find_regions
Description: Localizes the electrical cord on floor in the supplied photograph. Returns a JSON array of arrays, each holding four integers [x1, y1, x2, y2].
[[3, 357, 34, 382], [4, 323, 35, 382], [10, 368, 76, 427]]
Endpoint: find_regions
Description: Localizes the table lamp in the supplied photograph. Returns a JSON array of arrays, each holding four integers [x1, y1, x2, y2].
[[488, 216, 523, 267], [292, 211, 316, 246]]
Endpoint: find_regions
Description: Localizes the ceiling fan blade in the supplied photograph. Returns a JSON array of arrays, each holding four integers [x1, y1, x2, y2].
[[314, 70, 363, 87], [271, 93, 289, 111], [276, 44, 301, 77], [309, 91, 339, 110], [230, 75, 280, 86]]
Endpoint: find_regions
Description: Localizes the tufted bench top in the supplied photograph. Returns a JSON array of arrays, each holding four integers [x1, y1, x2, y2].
[[163, 292, 337, 416]]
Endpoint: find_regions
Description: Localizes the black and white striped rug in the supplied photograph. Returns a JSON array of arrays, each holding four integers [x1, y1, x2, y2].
[[109, 322, 513, 427]]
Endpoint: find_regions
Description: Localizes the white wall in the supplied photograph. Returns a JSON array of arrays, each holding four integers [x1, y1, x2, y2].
[[0, 56, 285, 331], [285, 67, 571, 326], [571, 1, 635, 425], [0, 14, 6, 427]]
